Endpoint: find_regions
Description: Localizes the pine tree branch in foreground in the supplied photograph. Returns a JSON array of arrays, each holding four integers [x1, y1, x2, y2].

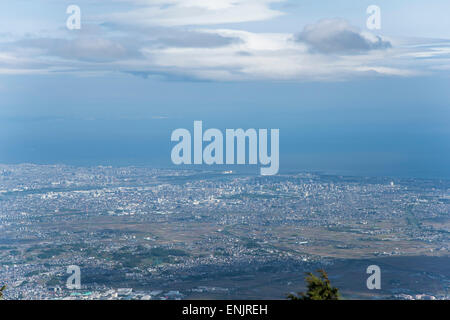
[[287, 269, 340, 300], [0, 285, 6, 300]]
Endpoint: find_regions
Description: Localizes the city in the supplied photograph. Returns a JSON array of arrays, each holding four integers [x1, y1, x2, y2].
[[0, 164, 448, 300]]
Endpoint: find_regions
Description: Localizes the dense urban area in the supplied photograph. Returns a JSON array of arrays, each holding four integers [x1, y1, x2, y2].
[[0, 164, 449, 300]]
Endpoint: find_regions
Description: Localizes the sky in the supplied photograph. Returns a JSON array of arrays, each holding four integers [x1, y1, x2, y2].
[[0, 0, 449, 178]]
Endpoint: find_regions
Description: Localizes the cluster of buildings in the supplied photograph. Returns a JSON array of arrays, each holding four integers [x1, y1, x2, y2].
[[0, 164, 448, 299]]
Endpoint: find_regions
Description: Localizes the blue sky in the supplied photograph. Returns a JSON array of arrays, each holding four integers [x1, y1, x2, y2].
[[0, 1, 449, 178]]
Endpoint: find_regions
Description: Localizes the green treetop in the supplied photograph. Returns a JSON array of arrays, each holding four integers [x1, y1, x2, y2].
[[0, 285, 6, 300], [288, 269, 340, 300]]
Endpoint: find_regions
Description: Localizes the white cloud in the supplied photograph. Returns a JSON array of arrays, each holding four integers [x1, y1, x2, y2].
[[0, 27, 437, 81], [105, 0, 285, 26], [0, 5, 447, 82], [131, 28, 416, 81], [295, 19, 391, 54]]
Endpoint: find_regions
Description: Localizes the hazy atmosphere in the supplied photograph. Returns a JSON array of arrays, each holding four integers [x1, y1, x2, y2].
[[0, 0, 449, 303]]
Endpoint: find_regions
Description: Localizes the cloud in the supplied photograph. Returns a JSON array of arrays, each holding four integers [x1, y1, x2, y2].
[[155, 30, 241, 48], [105, 0, 285, 26], [15, 37, 133, 62], [295, 19, 391, 54], [0, 8, 446, 82], [128, 28, 412, 81], [3, 24, 243, 70]]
